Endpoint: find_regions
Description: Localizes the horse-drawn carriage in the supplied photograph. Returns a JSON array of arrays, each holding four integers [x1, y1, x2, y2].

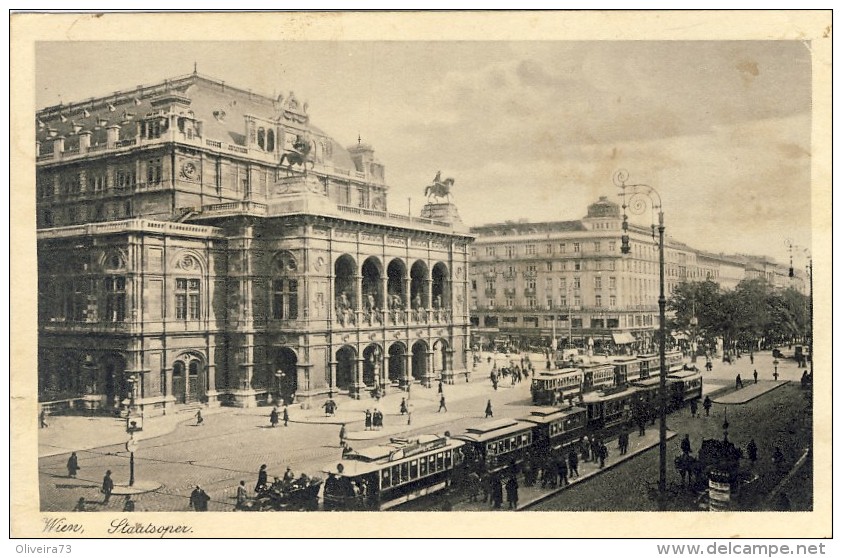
[[237, 476, 322, 511]]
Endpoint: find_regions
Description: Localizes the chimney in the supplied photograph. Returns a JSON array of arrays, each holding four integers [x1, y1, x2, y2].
[[78, 130, 92, 154], [54, 136, 65, 155], [106, 125, 121, 148]]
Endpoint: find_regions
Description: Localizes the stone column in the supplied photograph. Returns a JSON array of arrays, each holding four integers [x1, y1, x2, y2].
[[328, 360, 337, 398], [380, 275, 388, 324], [402, 352, 412, 390], [425, 350, 435, 388], [444, 348, 456, 384], [354, 274, 363, 326], [352, 357, 366, 400], [404, 276, 412, 323], [382, 354, 390, 394], [78, 130, 92, 155]]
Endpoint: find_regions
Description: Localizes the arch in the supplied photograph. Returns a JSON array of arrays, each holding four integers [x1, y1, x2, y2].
[[99, 248, 127, 272], [335, 345, 357, 391], [271, 251, 299, 321], [266, 129, 275, 152], [386, 258, 407, 310], [171, 250, 206, 275], [432, 262, 451, 310], [271, 250, 298, 273], [362, 344, 384, 388], [410, 260, 429, 311], [101, 352, 128, 408], [361, 257, 383, 320], [269, 347, 298, 402], [334, 255, 357, 325], [387, 342, 407, 384], [411, 340, 428, 381], [432, 338, 449, 375], [171, 351, 207, 404], [257, 127, 266, 150]]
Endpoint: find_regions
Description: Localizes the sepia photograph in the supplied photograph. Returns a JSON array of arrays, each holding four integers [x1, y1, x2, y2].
[[10, 10, 832, 541]]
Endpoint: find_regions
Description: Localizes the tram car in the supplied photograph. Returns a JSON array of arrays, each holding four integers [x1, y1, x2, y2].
[[581, 386, 639, 434], [530, 367, 584, 405], [638, 350, 685, 380], [454, 418, 534, 474], [520, 406, 587, 455], [667, 369, 703, 405], [612, 357, 643, 384], [581, 362, 617, 393], [321, 434, 465, 510]]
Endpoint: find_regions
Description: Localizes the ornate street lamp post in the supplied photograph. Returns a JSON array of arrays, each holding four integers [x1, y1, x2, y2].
[[615, 169, 668, 509], [786, 240, 813, 374]]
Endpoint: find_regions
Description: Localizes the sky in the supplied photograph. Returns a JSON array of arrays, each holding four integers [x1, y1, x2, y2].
[[35, 40, 813, 265]]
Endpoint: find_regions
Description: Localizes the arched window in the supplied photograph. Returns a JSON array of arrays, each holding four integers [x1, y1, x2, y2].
[[266, 129, 275, 152], [257, 128, 265, 150], [271, 251, 298, 320]]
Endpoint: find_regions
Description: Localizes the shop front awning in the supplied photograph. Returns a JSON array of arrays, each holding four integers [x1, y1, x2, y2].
[[612, 332, 636, 344]]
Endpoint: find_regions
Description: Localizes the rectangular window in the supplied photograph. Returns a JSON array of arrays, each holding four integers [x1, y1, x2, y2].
[[272, 279, 299, 320], [594, 276, 602, 289], [525, 244, 536, 255], [505, 245, 516, 258], [116, 168, 136, 190], [574, 261, 582, 271], [526, 264, 537, 273], [594, 242, 601, 252], [546, 244, 553, 254], [574, 296, 581, 308], [608, 260, 616, 271], [609, 241, 616, 252], [486, 246, 496, 257], [609, 295, 617, 307], [104, 276, 126, 322], [147, 159, 163, 185], [559, 295, 567, 307], [175, 278, 201, 320], [506, 298, 514, 308], [573, 243, 580, 253], [559, 243, 566, 253], [609, 277, 616, 289], [559, 278, 567, 290], [594, 260, 602, 271], [573, 277, 581, 289], [88, 172, 107, 193], [595, 295, 602, 307]]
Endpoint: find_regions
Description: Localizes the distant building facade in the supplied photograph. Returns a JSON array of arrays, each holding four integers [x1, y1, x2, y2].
[[36, 72, 473, 415], [468, 196, 802, 353]]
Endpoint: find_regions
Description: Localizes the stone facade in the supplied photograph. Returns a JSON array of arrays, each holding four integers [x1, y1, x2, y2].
[[36, 72, 473, 415]]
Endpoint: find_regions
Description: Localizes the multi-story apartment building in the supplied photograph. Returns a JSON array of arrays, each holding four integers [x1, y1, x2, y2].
[[36, 71, 473, 415], [468, 196, 803, 353]]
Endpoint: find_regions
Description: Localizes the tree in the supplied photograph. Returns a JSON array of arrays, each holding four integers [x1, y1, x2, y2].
[[667, 280, 724, 352]]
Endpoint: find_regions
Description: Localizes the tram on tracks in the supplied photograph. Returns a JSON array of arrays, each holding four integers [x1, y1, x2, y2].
[[321, 434, 465, 510], [530, 367, 584, 405], [581, 386, 639, 434], [454, 418, 535, 474], [667, 369, 703, 405], [581, 362, 617, 392], [521, 406, 588, 455]]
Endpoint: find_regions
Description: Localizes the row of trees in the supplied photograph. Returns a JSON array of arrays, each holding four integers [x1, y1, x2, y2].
[[667, 279, 810, 354]]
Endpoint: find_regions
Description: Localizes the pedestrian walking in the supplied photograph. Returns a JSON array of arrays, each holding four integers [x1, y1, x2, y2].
[[339, 423, 347, 448], [66, 451, 80, 478], [490, 474, 504, 509], [438, 380, 444, 394], [581, 435, 591, 461], [438, 395, 447, 413], [735, 374, 743, 389], [255, 464, 268, 493], [101, 470, 114, 504], [753, 369, 758, 384], [484, 399, 493, 418], [376, 409, 384, 429], [703, 395, 712, 417], [282, 405, 289, 427], [236, 480, 248, 508], [39, 409, 48, 429], [269, 407, 279, 427], [681, 434, 692, 455], [590, 438, 600, 464], [189, 485, 210, 511], [195, 409, 204, 426], [123, 495, 135, 512], [365, 409, 373, 430], [505, 475, 519, 509], [567, 447, 579, 478], [746, 439, 758, 464], [399, 397, 408, 415], [322, 398, 337, 416], [689, 398, 698, 418], [73, 497, 87, 512], [557, 456, 569, 486], [598, 442, 608, 468], [467, 471, 481, 502]]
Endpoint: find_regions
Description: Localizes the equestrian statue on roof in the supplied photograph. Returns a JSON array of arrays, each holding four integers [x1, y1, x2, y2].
[[424, 171, 455, 202], [279, 133, 316, 172]]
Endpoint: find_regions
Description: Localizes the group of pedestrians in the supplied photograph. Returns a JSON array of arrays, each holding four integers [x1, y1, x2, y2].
[[268, 405, 290, 427], [364, 408, 384, 430]]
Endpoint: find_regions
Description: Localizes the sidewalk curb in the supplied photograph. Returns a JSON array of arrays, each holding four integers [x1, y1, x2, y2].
[[713, 381, 789, 406], [518, 431, 677, 510]]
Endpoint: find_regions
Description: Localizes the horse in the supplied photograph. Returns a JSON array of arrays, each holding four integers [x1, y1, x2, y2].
[[425, 177, 455, 201], [279, 137, 315, 171]]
